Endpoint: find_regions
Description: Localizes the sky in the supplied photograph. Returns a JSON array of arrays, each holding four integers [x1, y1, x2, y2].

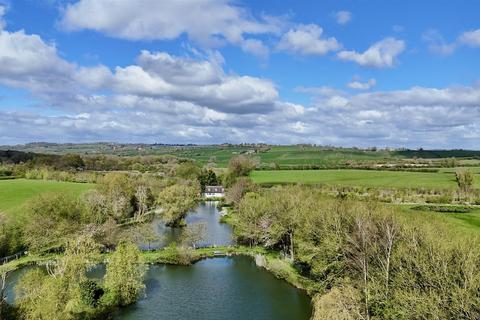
[[0, 0, 479, 148]]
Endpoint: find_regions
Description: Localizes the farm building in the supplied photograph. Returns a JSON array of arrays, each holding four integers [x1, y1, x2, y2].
[[203, 186, 225, 198]]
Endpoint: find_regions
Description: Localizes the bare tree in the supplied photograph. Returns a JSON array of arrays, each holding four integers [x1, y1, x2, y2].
[[0, 271, 9, 312], [181, 222, 207, 249], [348, 216, 375, 320], [135, 185, 150, 221], [377, 216, 397, 293]]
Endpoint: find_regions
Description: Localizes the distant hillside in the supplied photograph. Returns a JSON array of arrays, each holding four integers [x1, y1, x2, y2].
[[2, 143, 479, 168]]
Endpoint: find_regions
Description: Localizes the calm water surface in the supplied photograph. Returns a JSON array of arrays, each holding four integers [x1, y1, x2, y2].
[[116, 256, 312, 320], [139, 201, 233, 249]]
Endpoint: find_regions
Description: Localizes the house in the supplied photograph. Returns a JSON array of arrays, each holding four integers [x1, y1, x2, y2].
[[203, 185, 225, 198]]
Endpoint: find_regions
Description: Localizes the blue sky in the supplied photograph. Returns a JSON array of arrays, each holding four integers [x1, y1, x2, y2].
[[0, 0, 479, 148]]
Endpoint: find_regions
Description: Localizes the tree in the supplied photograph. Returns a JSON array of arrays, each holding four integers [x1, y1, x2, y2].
[[226, 177, 256, 207], [97, 173, 135, 221], [181, 222, 207, 249], [0, 271, 11, 319], [228, 155, 258, 177], [176, 162, 201, 180], [22, 192, 84, 252], [223, 155, 258, 186], [134, 184, 154, 221], [103, 241, 147, 306], [198, 169, 219, 191], [157, 183, 199, 227], [15, 234, 101, 319], [456, 169, 475, 194]]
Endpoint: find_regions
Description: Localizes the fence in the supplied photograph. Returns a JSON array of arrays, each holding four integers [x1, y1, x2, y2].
[[0, 251, 27, 265]]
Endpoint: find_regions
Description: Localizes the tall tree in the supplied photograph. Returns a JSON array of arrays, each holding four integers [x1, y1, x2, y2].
[[104, 241, 147, 306]]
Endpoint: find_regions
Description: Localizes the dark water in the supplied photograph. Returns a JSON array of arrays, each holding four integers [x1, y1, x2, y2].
[[4, 266, 32, 304], [139, 201, 233, 249], [116, 256, 312, 320]]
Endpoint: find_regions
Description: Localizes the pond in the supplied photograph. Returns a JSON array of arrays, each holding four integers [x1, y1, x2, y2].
[[4, 202, 312, 319], [139, 201, 234, 249]]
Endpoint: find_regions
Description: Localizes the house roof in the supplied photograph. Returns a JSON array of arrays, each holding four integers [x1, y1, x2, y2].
[[205, 185, 224, 192]]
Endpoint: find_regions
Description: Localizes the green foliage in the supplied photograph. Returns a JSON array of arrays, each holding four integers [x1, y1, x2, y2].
[[79, 280, 104, 308], [228, 155, 258, 176], [225, 177, 256, 207], [456, 169, 475, 193], [103, 241, 147, 307], [15, 234, 101, 320], [21, 193, 87, 252], [232, 185, 480, 319], [175, 162, 201, 179], [156, 183, 199, 227], [197, 169, 219, 191]]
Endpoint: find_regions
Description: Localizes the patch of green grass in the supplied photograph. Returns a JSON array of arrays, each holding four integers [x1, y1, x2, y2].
[[250, 169, 476, 189], [398, 204, 480, 234], [0, 179, 94, 218]]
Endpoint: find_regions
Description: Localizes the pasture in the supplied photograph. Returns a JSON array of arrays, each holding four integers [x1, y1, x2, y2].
[[250, 169, 480, 189], [0, 179, 94, 217]]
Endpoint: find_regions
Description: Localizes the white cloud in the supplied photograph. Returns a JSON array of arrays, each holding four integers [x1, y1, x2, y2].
[[423, 28, 480, 55], [337, 37, 405, 68], [112, 50, 279, 114], [334, 11, 351, 25], [277, 24, 340, 55], [347, 78, 376, 90], [422, 29, 457, 55], [2, 84, 480, 148], [0, 17, 479, 148], [458, 29, 480, 47], [60, 0, 282, 57]]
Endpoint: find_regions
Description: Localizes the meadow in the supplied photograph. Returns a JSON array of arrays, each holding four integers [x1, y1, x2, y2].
[[250, 169, 480, 189], [0, 179, 94, 217], [399, 205, 480, 234]]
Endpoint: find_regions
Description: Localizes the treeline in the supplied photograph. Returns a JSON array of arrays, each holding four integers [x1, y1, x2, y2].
[[0, 150, 189, 176], [0, 172, 201, 258], [230, 185, 480, 319]]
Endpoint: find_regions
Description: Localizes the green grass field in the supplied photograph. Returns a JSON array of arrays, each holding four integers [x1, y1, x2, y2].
[[0, 179, 94, 217], [251, 169, 480, 189], [174, 145, 397, 167], [398, 205, 480, 234]]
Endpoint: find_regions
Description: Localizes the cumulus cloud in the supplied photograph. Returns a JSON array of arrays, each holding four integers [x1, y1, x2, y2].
[[337, 37, 405, 68], [2, 84, 480, 148], [59, 0, 282, 57], [458, 29, 480, 47], [111, 51, 279, 114], [0, 21, 279, 115], [334, 11, 351, 25], [0, 14, 479, 148], [277, 24, 340, 55], [347, 78, 376, 90]]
